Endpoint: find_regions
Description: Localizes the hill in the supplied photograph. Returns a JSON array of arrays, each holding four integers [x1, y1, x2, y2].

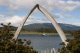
[[0, 23, 80, 33], [23, 23, 80, 31]]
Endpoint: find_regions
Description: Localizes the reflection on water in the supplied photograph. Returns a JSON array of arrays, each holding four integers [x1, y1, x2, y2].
[[18, 34, 72, 52]]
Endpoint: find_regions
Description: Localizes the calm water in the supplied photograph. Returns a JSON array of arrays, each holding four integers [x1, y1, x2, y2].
[[18, 34, 72, 52]]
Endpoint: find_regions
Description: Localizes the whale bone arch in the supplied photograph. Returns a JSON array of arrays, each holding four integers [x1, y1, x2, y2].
[[12, 4, 68, 46]]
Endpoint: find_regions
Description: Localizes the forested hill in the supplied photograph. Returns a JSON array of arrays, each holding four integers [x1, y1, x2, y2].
[[0, 23, 80, 33], [22, 23, 80, 33]]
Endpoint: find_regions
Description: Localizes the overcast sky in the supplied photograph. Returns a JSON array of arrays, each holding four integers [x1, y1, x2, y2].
[[0, 0, 80, 26]]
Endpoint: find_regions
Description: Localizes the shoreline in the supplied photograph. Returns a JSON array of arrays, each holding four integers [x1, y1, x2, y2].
[[11, 31, 71, 35]]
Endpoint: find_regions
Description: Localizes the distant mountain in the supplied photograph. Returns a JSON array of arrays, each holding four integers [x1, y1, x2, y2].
[[59, 23, 80, 31], [23, 23, 80, 31], [1, 23, 80, 32]]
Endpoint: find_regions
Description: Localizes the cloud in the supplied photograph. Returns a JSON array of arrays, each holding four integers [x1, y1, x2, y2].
[[0, 0, 79, 11], [47, 0, 80, 11], [0, 15, 24, 26], [9, 0, 36, 10], [0, 15, 50, 26], [0, 0, 36, 10], [56, 13, 80, 26]]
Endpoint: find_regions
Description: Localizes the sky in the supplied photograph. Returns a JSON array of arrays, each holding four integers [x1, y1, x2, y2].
[[0, 0, 80, 26]]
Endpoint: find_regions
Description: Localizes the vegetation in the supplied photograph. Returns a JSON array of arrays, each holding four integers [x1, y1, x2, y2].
[[59, 30, 80, 53], [0, 23, 38, 53]]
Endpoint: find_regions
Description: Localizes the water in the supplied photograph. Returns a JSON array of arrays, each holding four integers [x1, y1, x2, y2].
[[18, 34, 72, 52]]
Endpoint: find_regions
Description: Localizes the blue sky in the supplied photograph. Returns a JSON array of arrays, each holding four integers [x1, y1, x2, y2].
[[0, 0, 80, 26]]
